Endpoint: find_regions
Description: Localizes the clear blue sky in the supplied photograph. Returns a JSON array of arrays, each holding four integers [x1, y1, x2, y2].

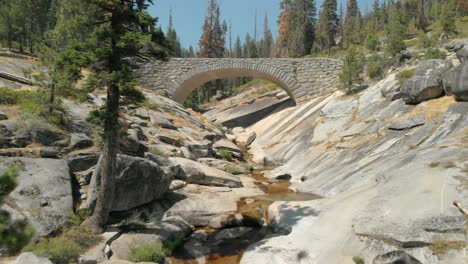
[[149, 0, 374, 50]]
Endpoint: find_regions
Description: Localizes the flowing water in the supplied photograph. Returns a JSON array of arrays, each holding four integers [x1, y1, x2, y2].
[[169, 167, 321, 264]]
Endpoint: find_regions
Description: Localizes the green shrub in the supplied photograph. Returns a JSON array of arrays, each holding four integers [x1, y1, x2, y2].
[[367, 63, 384, 80], [339, 49, 365, 93], [0, 88, 66, 125], [24, 227, 100, 264], [219, 149, 233, 161], [66, 209, 93, 227], [365, 35, 380, 51], [424, 48, 447, 59], [149, 147, 167, 157], [225, 164, 242, 175], [121, 86, 146, 104], [396, 69, 415, 84], [0, 164, 35, 255], [62, 226, 101, 249], [243, 163, 254, 172], [128, 242, 169, 263], [417, 30, 434, 48], [25, 237, 81, 264], [353, 256, 365, 264]]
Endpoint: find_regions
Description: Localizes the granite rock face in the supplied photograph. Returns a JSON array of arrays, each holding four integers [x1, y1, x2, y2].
[[0, 158, 73, 237], [442, 62, 468, 101], [87, 155, 176, 211]]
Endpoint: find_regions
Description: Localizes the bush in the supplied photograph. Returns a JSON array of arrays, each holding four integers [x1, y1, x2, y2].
[[367, 63, 384, 80], [219, 149, 232, 161], [128, 242, 169, 263], [396, 69, 415, 84], [0, 164, 35, 255], [339, 49, 365, 93], [424, 48, 447, 59], [243, 163, 254, 172], [25, 237, 81, 264], [417, 30, 433, 48], [24, 227, 100, 264], [149, 147, 167, 157], [365, 35, 380, 51], [0, 88, 66, 125], [225, 164, 242, 175]]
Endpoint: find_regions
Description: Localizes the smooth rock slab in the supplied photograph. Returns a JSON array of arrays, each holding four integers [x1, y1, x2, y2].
[[9, 252, 53, 264], [1, 158, 72, 237], [169, 157, 243, 188], [388, 115, 426, 130], [109, 216, 192, 260]]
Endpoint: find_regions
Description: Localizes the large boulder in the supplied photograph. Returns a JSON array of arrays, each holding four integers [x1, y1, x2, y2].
[[400, 75, 443, 104], [9, 252, 53, 264], [168, 157, 243, 188], [69, 133, 93, 150], [0, 120, 65, 148], [413, 59, 450, 76], [87, 155, 175, 212], [456, 47, 468, 63], [66, 153, 100, 173], [400, 60, 452, 104], [0, 158, 73, 237], [0, 110, 7, 120], [442, 63, 468, 101], [109, 216, 192, 260]]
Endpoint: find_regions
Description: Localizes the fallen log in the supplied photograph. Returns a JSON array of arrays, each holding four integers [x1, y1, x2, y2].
[[0, 71, 33, 85]]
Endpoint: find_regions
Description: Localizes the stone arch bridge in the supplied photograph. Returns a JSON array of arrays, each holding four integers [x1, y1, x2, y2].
[[133, 58, 343, 104]]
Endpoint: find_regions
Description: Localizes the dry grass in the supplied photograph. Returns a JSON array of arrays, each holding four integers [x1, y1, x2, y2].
[[429, 161, 457, 169], [389, 96, 457, 125], [429, 240, 467, 256]]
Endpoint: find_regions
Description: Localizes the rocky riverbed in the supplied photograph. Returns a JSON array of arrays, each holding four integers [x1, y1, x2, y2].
[[2, 40, 468, 264]]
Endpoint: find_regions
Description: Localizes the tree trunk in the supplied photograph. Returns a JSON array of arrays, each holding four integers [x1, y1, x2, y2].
[[49, 83, 55, 114], [82, 8, 121, 233]]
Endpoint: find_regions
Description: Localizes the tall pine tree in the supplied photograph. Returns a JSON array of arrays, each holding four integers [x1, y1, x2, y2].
[[317, 0, 338, 54], [344, 0, 362, 46]]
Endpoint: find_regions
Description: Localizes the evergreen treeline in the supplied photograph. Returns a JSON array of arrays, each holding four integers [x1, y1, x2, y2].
[[180, 0, 467, 103]]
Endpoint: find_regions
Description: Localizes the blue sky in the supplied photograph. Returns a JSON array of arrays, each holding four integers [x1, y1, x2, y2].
[[149, 0, 374, 50]]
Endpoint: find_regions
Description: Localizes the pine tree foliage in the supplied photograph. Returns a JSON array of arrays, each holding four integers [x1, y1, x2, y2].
[[344, 0, 362, 46], [317, 0, 338, 54]]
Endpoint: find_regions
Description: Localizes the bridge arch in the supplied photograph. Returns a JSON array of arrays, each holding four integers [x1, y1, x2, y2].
[[133, 58, 343, 104], [168, 61, 302, 104]]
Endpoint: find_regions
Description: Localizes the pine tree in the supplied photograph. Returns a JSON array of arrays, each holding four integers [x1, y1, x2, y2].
[[261, 13, 274, 58], [372, 0, 380, 31], [344, 0, 362, 46], [288, 0, 316, 57], [339, 48, 364, 93], [234, 36, 242, 58], [416, 0, 428, 31], [440, 0, 457, 34], [167, 9, 182, 57], [276, 0, 292, 57], [385, 6, 406, 56], [198, 0, 225, 58], [317, 0, 338, 54], [81, 0, 167, 231]]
